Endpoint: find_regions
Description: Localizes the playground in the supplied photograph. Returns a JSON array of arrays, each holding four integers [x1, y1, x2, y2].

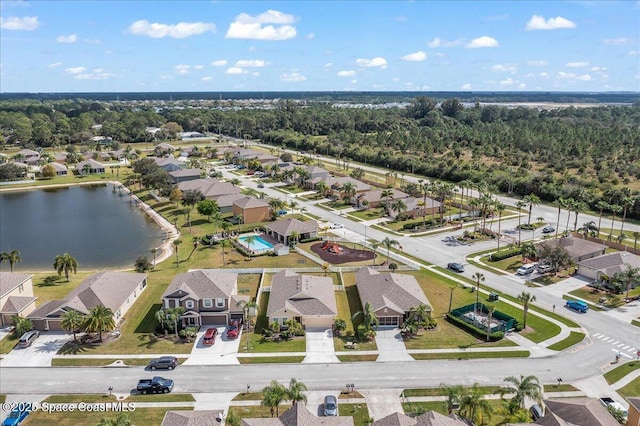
[[310, 241, 375, 265]]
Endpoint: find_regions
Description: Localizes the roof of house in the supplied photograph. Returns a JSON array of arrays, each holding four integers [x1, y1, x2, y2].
[[627, 397, 640, 411], [162, 270, 238, 301], [266, 218, 319, 237], [538, 398, 619, 426], [267, 270, 337, 318], [169, 168, 202, 178], [357, 188, 410, 204], [308, 176, 371, 192], [29, 271, 146, 317], [154, 157, 184, 167], [242, 404, 353, 426], [536, 236, 606, 261], [0, 272, 33, 298], [156, 142, 175, 149], [306, 165, 329, 175], [233, 196, 269, 209], [17, 149, 39, 156], [404, 196, 441, 211], [161, 410, 223, 426], [77, 159, 105, 169], [356, 267, 431, 314], [216, 193, 248, 208], [177, 179, 241, 199], [578, 251, 640, 276], [1, 296, 37, 314], [46, 162, 68, 172], [371, 411, 471, 426]]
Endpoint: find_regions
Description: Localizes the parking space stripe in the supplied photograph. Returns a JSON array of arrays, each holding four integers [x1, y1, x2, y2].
[[622, 346, 630, 350]]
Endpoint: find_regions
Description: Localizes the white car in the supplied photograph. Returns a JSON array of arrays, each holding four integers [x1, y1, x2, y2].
[[330, 223, 344, 229]]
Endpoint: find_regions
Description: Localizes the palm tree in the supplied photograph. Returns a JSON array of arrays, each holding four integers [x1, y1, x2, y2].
[[53, 253, 79, 282], [220, 239, 230, 267], [261, 380, 287, 417], [0, 250, 22, 272], [459, 383, 493, 425], [572, 201, 587, 232], [418, 180, 431, 228], [596, 200, 609, 238], [381, 237, 399, 264], [619, 265, 640, 299], [380, 188, 394, 214], [517, 291, 536, 329], [520, 241, 536, 263], [289, 231, 300, 247], [554, 198, 566, 239], [172, 239, 181, 267], [619, 196, 635, 237], [472, 272, 485, 311], [96, 413, 131, 426], [353, 302, 379, 332], [523, 194, 540, 226], [609, 204, 622, 241], [150, 248, 158, 269], [289, 200, 299, 214], [498, 374, 542, 410], [440, 383, 464, 414], [486, 304, 496, 341], [495, 202, 506, 251], [564, 198, 576, 234], [369, 240, 379, 265], [84, 305, 115, 341], [237, 300, 258, 331], [315, 181, 329, 198], [61, 309, 85, 342], [287, 378, 308, 406], [340, 181, 357, 204], [515, 200, 527, 245]]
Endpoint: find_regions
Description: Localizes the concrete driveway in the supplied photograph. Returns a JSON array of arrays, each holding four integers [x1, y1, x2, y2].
[[374, 327, 413, 362], [0, 332, 71, 367], [303, 328, 339, 364], [183, 326, 241, 365]]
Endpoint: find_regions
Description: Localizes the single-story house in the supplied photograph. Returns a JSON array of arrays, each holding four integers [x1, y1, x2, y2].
[[401, 197, 442, 218], [356, 267, 431, 326], [232, 197, 270, 224], [266, 270, 338, 330], [242, 403, 353, 426], [215, 193, 248, 214], [0, 272, 37, 327], [306, 165, 330, 180], [153, 157, 184, 172], [82, 151, 112, 161], [169, 168, 202, 184], [370, 411, 470, 426], [177, 178, 242, 204], [76, 159, 106, 175], [161, 410, 223, 426], [265, 218, 319, 245], [532, 398, 620, 426], [179, 131, 205, 140], [161, 270, 248, 327], [28, 271, 147, 331], [355, 188, 411, 209], [53, 153, 68, 164], [577, 251, 640, 283], [45, 162, 68, 176], [535, 236, 607, 263], [305, 176, 371, 196], [15, 149, 40, 165]]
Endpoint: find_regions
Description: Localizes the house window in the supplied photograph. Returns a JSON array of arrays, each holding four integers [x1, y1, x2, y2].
[[215, 298, 225, 308], [185, 300, 195, 309], [203, 299, 213, 308], [18, 284, 24, 293], [116, 310, 121, 319]]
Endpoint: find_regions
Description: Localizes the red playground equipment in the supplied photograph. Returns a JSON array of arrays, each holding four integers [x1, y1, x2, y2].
[[321, 241, 343, 254]]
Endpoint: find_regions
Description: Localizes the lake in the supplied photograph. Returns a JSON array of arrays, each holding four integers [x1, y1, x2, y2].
[[0, 184, 165, 271]]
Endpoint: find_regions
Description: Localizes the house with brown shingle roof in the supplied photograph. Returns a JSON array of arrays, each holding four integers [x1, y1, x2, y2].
[[76, 159, 105, 175], [28, 271, 147, 331], [265, 218, 319, 245], [178, 178, 242, 206], [305, 176, 371, 196], [161, 270, 247, 327], [532, 398, 620, 426], [45, 162, 68, 176], [371, 411, 470, 426], [16, 149, 40, 165], [355, 188, 410, 209], [161, 410, 223, 426], [233, 197, 270, 224], [242, 404, 353, 426], [535, 236, 606, 263], [356, 267, 431, 326], [0, 272, 37, 327], [577, 251, 640, 284], [169, 168, 202, 184], [267, 270, 338, 330]]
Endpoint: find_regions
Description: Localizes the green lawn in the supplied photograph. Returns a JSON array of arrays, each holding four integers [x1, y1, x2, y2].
[[411, 350, 530, 360], [228, 405, 273, 419], [487, 256, 525, 273], [543, 384, 580, 392], [546, 332, 586, 351], [402, 386, 501, 397], [22, 407, 186, 426], [0, 334, 20, 354], [350, 208, 385, 221], [618, 377, 640, 400], [238, 356, 305, 364], [51, 357, 188, 367], [339, 403, 371, 426], [232, 392, 264, 401], [604, 361, 640, 385], [401, 400, 507, 426], [337, 354, 378, 362], [43, 393, 194, 403], [569, 287, 626, 308], [332, 277, 378, 351]]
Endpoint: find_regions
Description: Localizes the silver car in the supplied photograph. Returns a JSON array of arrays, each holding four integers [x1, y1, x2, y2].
[[324, 395, 338, 416]]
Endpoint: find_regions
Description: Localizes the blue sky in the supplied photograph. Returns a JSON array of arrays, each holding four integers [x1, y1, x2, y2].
[[1, 1, 638, 93]]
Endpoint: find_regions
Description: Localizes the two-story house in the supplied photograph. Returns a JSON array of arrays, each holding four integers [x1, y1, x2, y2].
[[0, 272, 37, 327]]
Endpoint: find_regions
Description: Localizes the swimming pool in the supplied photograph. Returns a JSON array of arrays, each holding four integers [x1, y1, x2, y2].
[[238, 235, 274, 251]]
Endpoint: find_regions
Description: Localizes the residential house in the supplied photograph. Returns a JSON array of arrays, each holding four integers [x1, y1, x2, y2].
[[355, 188, 410, 209], [177, 178, 242, 211], [265, 218, 319, 245], [216, 193, 249, 214], [154, 142, 175, 156], [153, 156, 184, 172], [0, 272, 37, 327], [627, 397, 640, 426], [45, 162, 68, 176], [82, 151, 112, 162], [161, 270, 248, 327], [401, 197, 442, 219], [169, 168, 202, 184], [370, 411, 470, 426], [305, 165, 330, 180], [578, 251, 640, 284], [529, 398, 620, 426], [53, 153, 68, 164], [28, 271, 147, 331], [233, 148, 279, 166], [232, 197, 270, 224], [356, 267, 431, 326], [15, 149, 40, 165], [305, 176, 371, 198], [76, 159, 106, 175], [535, 236, 607, 263], [267, 270, 338, 330], [179, 131, 205, 140], [242, 403, 353, 426], [161, 410, 223, 426]]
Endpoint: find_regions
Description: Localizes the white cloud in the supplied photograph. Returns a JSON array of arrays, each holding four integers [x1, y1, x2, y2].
[[175, 64, 190, 75], [235, 59, 266, 67], [602, 37, 635, 45], [466, 36, 499, 48], [202, 76, 213, 81], [252, 72, 260, 76], [576, 74, 592, 81], [557, 71, 576, 79], [526, 15, 576, 31], [56, 34, 77, 43], [566, 61, 588, 68], [128, 20, 215, 39], [527, 60, 548, 66], [337, 70, 356, 77], [194, 64, 203, 70], [74, 69, 115, 80], [628, 50, 640, 56], [324, 62, 333, 69], [350, 79, 357, 84], [0, 16, 39, 30], [48, 62, 62, 69], [226, 67, 247, 75], [539, 72, 550, 79], [225, 10, 296, 40], [280, 72, 306, 82], [427, 37, 462, 48], [211, 60, 228, 67], [591, 66, 607, 72], [499, 77, 516, 86], [307, 32, 315, 39], [401, 51, 427, 62], [65, 66, 87, 75], [356, 57, 387, 68], [491, 64, 517, 74], [461, 83, 472, 90]]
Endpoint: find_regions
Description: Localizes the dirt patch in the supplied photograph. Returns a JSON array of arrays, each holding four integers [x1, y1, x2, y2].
[[311, 242, 374, 265]]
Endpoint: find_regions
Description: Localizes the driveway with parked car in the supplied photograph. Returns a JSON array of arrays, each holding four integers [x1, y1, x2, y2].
[[182, 326, 242, 365], [0, 332, 71, 367]]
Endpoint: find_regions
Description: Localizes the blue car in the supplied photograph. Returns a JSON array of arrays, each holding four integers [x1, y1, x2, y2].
[[565, 300, 589, 313], [2, 407, 30, 426]]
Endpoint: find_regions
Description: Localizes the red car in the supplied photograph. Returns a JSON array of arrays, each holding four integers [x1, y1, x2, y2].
[[203, 328, 218, 346], [226, 321, 240, 339]]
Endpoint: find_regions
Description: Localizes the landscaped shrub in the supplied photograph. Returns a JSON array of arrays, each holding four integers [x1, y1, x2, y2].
[[445, 314, 504, 341], [489, 247, 521, 261], [300, 236, 322, 243]]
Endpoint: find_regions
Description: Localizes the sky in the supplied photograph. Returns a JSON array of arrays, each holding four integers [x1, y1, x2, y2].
[[0, 1, 639, 93]]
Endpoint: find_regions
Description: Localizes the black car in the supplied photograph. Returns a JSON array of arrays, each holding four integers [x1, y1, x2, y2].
[[148, 356, 178, 370], [447, 262, 465, 273]]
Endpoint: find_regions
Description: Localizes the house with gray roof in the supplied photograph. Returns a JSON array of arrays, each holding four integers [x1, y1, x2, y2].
[[527, 398, 620, 426], [242, 403, 353, 426], [177, 179, 241, 204], [355, 188, 411, 209], [232, 196, 270, 224], [371, 411, 470, 426], [76, 159, 105, 175], [267, 270, 338, 330], [305, 176, 371, 196], [169, 168, 202, 184], [28, 271, 147, 331], [356, 267, 431, 326], [161, 270, 247, 327], [578, 251, 640, 283], [153, 156, 184, 172], [16, 149, 40, 165], [401, 197, 442, 219], [0, 272, 37, 327], [45, 162, 68, 176], [161, 410, 223, 426], [535, 236, 606, 263], [265, 218, 319, 245]]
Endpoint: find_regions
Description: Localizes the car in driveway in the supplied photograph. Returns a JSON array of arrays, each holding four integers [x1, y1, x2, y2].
[[226, 321, 240, 339], [18, 330, 39, 348], [542, 226, 555, 234], [257, 183, 265, 188], [323, 395, 338, 416], [2, 407, 30, 426], [516, 264, 537, 275], [147, 356, 178, 370], [447, 262, 465, 273], [536, 263, 554, 274], [203, 328, 218, 346]]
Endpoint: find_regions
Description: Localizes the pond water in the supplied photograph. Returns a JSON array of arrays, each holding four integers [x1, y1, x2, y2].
[[0, 184, 165, 271]]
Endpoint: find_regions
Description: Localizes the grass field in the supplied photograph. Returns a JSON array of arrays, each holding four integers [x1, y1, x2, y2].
[[604, 361, 640, 385], [402, 386, 502, 397], [339, 403, 371, 426], [238, 356, 305, 364], [543, 384, 580, 392], [411, 350, 530, 360], [43, 393, 195, 403], [22, 407, 187, 426], [546, 332, 586, 351], [618, 378, 640, 400]]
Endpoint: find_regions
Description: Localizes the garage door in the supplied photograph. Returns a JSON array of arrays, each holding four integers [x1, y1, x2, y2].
[[201, 315, 227, 325], [303, 317, 333, 330], [378, 316, 399, 326], [46, 320, 64, 331]]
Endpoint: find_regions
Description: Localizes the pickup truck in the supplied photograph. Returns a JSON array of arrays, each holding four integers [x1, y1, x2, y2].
[[137, 376, 174, 394]]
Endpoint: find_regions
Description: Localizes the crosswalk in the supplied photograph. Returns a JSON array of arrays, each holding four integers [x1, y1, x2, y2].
[[592, 333, 638, 357]]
